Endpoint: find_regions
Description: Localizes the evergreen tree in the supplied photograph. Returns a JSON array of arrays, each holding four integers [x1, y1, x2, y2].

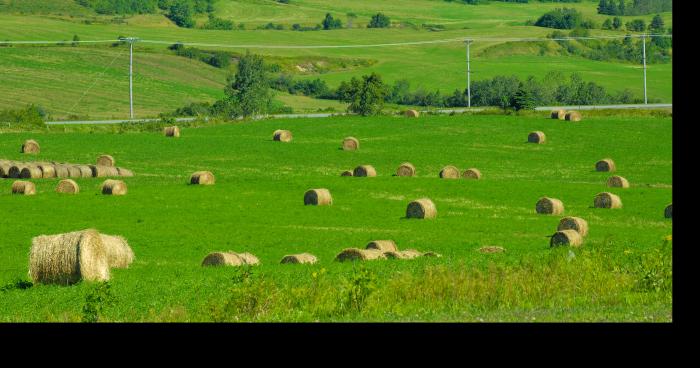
[[612, 17, 622, 29]]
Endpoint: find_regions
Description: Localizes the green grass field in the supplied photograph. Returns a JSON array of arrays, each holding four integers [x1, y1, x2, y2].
[[0, 111, 672, 322], [0, 0, 672, 120]]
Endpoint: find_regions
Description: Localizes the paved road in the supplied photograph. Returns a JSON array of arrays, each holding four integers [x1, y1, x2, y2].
[[44, 103, 671, 125]]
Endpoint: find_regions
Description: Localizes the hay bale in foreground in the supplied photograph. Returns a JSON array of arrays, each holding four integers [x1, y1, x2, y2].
[[594, 192, 622, 209], [550, 229, 583, 247], [90, 165, 120, 178], [551, 109, 566, 120], [97, 155, 115, 167], [116, 167, 134, 177], [273, 129, 292, 142], [19, 166, 43, 179], [237, 252, 260, 265], [21, 139, 40, 154], [595, 158, 616, 172], [479, 246, 505, 254], [528, 131, 546, 144], [100, 234, 134, 269], [342, 137, 359, 151], [462, 168, 482, 180], [536, 197, 564, 215], [406, 198, 437, 219], [304, 188, 332, 206], [56, 179, 80, 194], [664, 204, 672, 219], [439, 165, 460, 179], [396, 162, 416, 177], [280, 253, 318, 265], [557, 216, 589, 237], [164, 126, 180, 138], [335, 248, 386, 262], [565, 111, 582, 122], [29, 229, 110, 285], [607, 175, 629, 188], [366, 240, 398, 252], [405, 109, 420, 118], [340, 170, 354, 177], [12, 180, 36, 195], [190, 171, 215, 185], [101, 179, 127, 195], [353, 165, 377, 177]]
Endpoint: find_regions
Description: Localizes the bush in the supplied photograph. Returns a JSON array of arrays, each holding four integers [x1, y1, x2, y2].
[[203, 14, 234, 30], [368, 13, 391, 28], [0, 105, 46, 127], [322, 13, 343, 30], [535, 8, 585, 29]]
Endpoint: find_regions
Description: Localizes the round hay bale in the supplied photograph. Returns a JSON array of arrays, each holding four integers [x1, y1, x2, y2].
[[53, 164, 70, 178], [190, 171, 215, 185], [38, 164, 56, 178], [8, 164, 27, 178], [595, 158, 616, 172], [273, 129, 292, 142], [100, 234, 134, 269], [353, 165, 377, 177], [607, 175, 629, 188], [237, 252, 260, 265], [551, 109, 566, 120], [56, 179, 80, 194], [396, 162, 416, 177], [565, 111, 582, 122], [366, 240, 398, 252], [528, 131, 546, 144], [594, 192, 622, 209], [342, 137, 359, 151], [304, 188, 332, 206], [29, 229, 110, 285], [335, 248, 386, 262], [66, 165, 82, 178], [406, 198, 437, 219], [101, 179, 127, 196], [0, 162, 13, 178], [439, 165, 460, 179], [557, 217, 589, 237], [116, 167, 134, 177], [340, 170, 354, 177], [422, 251, 442, 258], [97, 155, 115, 167], [12, 180, 36, 195], [479, 246, 505, 254], [405, 109, 420, 118], [21, 139, 40, 154], [550, 229, 583, 247], [202, 252, 244, 267], [536, 197, 564, 215], [383, 250, 408, 259], [664, 204, 672, 219], [280, 253, 318, 265], [74, 165, 93, 178], [90, 165, 120, 178], [164, 126, 180, 138], [462, 168, 482, 180], [19, 166, 43, 179]]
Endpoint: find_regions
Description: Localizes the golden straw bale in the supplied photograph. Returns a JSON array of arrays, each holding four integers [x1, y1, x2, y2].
[[528, 131, 546, 144], [237, 252, 260, 265], [21, 139, 40, 154], [342, 137, 359, 151], [405, 109, 420, 118], [90, 165, 120, 178], [71, 165, 93, 178], [366, 240, 398, 252], [439, 165, 460, 179], [536, 197, 564, 215], [12, 180, 36, 195], [551, 109, 566, 119], [8, 164, 27, 178], [56, 179, 80, 194], [53, 164, 70, 178], [101, 179, 127, 195], [164, 126, 180, 137], [38, 164, 56, 178], [100, 234, 134, 269], [557, 217, 589, 237], [190, 171, 215, 185], [116, 167, 134, 177], [273, 129, 293, 142], [335, 248, 387, 262], [550, 229, 583, 247], [19, 166, 43, 179], [340, 170, 354, 177], [97, 155, 115, 167], [353, 165, 377, 177], [201, 252, 244, 267], [396, 162, 416, 177], [607, 175, 629, 188], [565, 111, 582, 122], [406, 198, 437, 219], [595, 158, 616, 172], [594, 192, 622, 209], [304, 188, 332, 206], [462, 168, 482, 179], [280, 253, 318, 265]]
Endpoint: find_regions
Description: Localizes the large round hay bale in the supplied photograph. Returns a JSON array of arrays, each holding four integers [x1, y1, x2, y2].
[[101, 179, 127, 196], [90, 165, 120, 178], [53, 164, 70, 178], [304, 188, 332, 206], [439, 165, 460, 179], [237, 252, 260, 265], [366, 240, 398, 252], [406, 198, 437, 219], [405, 109, 420, 118], [353, 165, 376, 177], [550, 229, 583, 247], [273, 129, 292, 142], [557, 216, 589, 237], [565, 111, 582, 122], [29, 229, 110, 285], [462, 168, 482, 180], [190, 171, 215, 185], [56, 179, 80, 194], [8, 164, 27, 178], [528, 131, 546, 144], [396, 162, 416, 177], [607, 175, 629, 188], [342, 137, 359, 151], [66, 165, 82, 178], [536, 197, 564, 215], [595, 158, 616, 172], [19, 166, 43, 179], [38, 164, 56, 178], [74, 165, 93, 178], [479, 246, 506, 254], [335, 248, 386, 262], [116, 167, 134, 177], [202, 252, 244, 267], [0, 161, 13, 178], [280, 253, 318, 265], [97, 155, 115, 167], [12, 180, 36, 195], [664, 204, 672, 219], [21, 139, 40, 154], [594, 192, 622, 209], [164, 126, 180, 138], [551, 109, 566, 120], [100, 234, 134, 269], [340, 170, 354, 177]]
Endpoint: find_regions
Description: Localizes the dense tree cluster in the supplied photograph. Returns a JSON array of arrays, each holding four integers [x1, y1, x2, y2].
[[534, 8, 594, 29], [597, 0, 672, 16]]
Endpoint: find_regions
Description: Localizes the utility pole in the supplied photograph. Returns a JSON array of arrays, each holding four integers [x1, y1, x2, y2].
[[120, 37, 140, 119], [465, 39, 472, 108], [642, 33, 648, 104]]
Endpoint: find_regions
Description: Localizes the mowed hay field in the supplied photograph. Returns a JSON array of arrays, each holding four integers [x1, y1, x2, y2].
[[0, 112, 672, 322]]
